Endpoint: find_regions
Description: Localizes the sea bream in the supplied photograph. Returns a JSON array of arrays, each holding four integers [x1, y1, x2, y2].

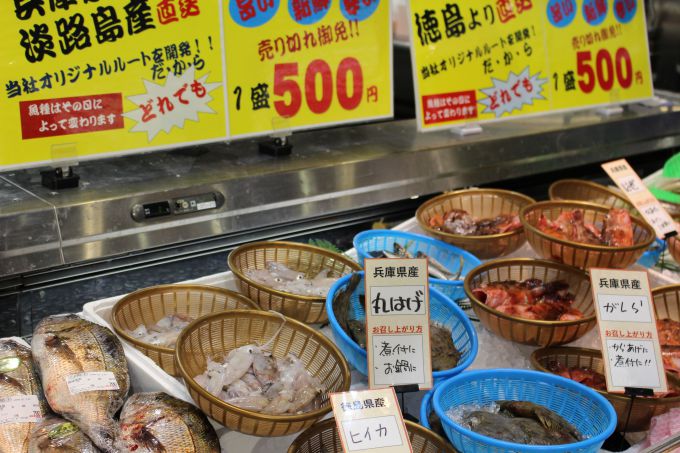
[[31, 315, 129, 453], [28, 415, 100, 453], [115, 392, 220, 453], [0, 339, 49, 453]]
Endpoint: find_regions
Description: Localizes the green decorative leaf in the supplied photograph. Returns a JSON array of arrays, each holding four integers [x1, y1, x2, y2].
[[308, 238, 345, 255], [663, 153, 680, 179], [650, 187, 680, 204]]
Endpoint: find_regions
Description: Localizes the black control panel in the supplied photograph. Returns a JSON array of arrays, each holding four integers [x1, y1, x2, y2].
[[131, 192, 223, 222]]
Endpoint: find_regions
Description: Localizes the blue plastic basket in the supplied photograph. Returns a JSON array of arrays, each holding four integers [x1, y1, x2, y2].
[[420, 388, 435, 430], [432, 369, 617, 453], [353, 230, 482, 302], [637, 238, 666, 268], [325, 271, 478, 382]]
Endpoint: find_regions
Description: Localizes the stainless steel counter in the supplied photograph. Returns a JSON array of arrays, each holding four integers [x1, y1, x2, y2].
[[3, 103, 680, 279]]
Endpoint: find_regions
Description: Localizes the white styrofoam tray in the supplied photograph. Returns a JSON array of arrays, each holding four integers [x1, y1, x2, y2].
[[81, 217, 679, 452]]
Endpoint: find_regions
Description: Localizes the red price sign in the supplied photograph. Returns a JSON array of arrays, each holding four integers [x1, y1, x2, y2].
[[576, 47, 633, 94], [274, 57, 364, 118]]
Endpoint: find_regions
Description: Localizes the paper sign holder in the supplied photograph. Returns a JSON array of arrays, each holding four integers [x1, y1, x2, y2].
[[41, 165, 80, 190]]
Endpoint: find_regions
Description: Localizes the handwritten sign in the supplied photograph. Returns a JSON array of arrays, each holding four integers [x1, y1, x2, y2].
[[66, 371, 120, 395], [0, 0, 227, 170], [602, 159, 678, 238], [0, 395, 43, 424], [364, 258, 432, 390], [330, 387, 412, 453], [590, 268, 667, 394], [407, 0, 653, 131], [224, 0, 393, 137]]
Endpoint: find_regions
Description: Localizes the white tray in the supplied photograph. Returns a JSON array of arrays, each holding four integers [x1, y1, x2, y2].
[[81, 217, 679, 452]]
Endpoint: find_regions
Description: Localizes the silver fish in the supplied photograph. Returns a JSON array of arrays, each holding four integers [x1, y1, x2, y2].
[[31, 315, 129, 453], [0, 339, 49, 453], [115, 392, 220, 453], [28, 415, 100, 453]]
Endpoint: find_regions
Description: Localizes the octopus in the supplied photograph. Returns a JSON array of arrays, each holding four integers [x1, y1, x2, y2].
[[471, 278, 584, 321], [428, 209, 522, 236], [537, 208, 634, 247]]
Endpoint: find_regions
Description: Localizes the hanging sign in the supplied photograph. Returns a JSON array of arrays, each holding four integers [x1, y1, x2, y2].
[[407, 0, 654, 131], [330, 387, 412, 453], [590, 268, 668, 394], [602, 158, 678, 239], [0, 0, 228, 170], [364, 258, 432, 390], [224, 0, 393, 138]]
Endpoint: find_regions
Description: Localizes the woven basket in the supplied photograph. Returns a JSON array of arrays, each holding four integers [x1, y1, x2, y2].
[[531, 347, 680, 432], [175, 310, 351, 437], [228, 241, 361, 324], [111, 284, 259, 376], [668, 235, 680, 264], [521, 200, 655, 269], [464, 258, 596, 346], [287, 417, 457, 453], [416, 189, 535, 259], [549, 179, 636, 212]]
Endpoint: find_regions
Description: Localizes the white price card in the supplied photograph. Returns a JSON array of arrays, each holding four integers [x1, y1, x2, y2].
[[590, 268, 667, 394], [364, 258, 432, 390], [0, 395, 42, 424], [66, 371, 120, 395], [602, 159, 677, 239], [330, 388, 412, 453]]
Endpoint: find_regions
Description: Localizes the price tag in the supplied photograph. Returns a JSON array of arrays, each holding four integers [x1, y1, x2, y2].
[[407, 0, 653, 131], [330, 387, 412, 453], [66, 371, 119, 395], [224, 0, 393, 137], [0, 395, 42, 424], [602, 159, 678, 238], [590, 268, 667, 394], [364, 258, 432, 390]]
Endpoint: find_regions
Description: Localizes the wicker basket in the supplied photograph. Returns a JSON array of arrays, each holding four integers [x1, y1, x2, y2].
[[416, 189, 535, 259], [228, 241, 361, 324], [521, 201, 655, 269], [287, 417, 457, 453], [549, 179, 636, 212], [175, 310, 351, 437], [111, 284, 259, 376], [531, 347, 680, 432], [464, 258, 596, 346]]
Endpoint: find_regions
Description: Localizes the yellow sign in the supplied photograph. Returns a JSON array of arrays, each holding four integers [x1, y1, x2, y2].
[[330, 387, 413, 453], [224, 0, 392, 137], [408, 0, 653, 130], [589, 268, 667, 394], [0, 0, 227, 170]]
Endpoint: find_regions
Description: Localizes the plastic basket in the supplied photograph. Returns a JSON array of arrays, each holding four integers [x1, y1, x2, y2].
[[353, 230, 481, 303], [325, 271, 478, 382], [432, 369, 617, 453]]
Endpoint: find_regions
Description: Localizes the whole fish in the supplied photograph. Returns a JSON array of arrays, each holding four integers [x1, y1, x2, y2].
[[31, 315, 129, 453], [28, 415, 100, 453], [115, 392, 220, 453], [0, 339, 49, 453]]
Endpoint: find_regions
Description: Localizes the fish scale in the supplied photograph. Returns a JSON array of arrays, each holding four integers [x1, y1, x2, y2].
[[115, 392, 220, 453], [31, 315, 129, 453], [0, 340, 49, 453]]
